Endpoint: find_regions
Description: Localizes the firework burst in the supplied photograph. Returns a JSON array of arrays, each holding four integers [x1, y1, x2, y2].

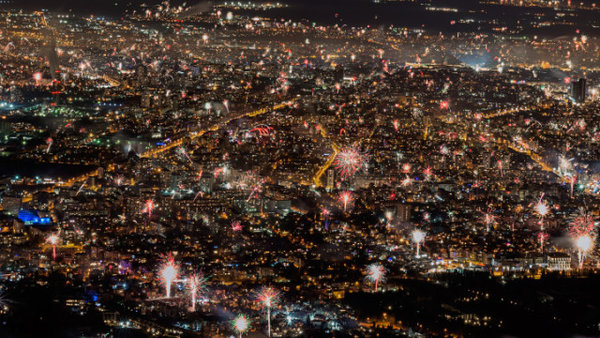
[[558, 155, 573, 176], [257, 287, 280, 337], [257, 286, 280, 308], [570, 213, 596, 238], [423, 167, 433, 180], [365, 264, 386, 292], [231, 220, 243, 232], [481, 209, 496, 232], [412, 229, 426, 257], [533, 194, 549, 230], [46, 232, 60, 259], [570, 213, 597, 268], [333, 147, 367, 180], [232, 314, 250, 338]]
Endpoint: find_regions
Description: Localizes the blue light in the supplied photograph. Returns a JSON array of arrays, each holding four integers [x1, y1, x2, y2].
[[18, 210, 51, 225]]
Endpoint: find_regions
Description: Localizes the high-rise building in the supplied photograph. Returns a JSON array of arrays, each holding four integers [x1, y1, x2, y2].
[[571, 78, 586, 103], [395, 203, 411, 223], [326, 169, 335, 191]]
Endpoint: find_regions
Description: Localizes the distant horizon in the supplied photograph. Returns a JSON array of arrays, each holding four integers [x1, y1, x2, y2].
[[3, 0, 599, 37]]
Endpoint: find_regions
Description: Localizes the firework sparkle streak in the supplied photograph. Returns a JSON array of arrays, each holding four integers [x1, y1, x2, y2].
[[423, 167, 433, 179], [247, 182, 263, 202], [76, 180, 86, 196], [143, 199, 155, 218], [537, 232, 549, 252], [177, 146, 192, 163], [188, 273, 207, 312], [482, 209, 496, 232]]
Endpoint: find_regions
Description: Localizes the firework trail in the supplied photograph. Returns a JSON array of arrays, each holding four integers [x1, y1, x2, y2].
[[338, 191, 353, 212], [45, 137, 53, 153], [247, 179, 264, 202], [177, 146, 192, 163], [76, 180, 86, 196], [46, 231, 60, 259]]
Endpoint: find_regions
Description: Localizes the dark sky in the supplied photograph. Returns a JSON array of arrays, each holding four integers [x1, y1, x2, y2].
[[1, 0, 169, 15], [4, 0, 599, 37]]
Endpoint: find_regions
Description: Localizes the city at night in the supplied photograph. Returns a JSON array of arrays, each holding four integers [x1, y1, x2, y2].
[[1, 0, 600, 337]]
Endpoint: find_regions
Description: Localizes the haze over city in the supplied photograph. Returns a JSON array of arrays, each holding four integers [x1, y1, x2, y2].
[[0, 0, 600, 337]]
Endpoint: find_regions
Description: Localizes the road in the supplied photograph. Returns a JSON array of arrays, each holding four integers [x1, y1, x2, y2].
[[140, 100, 294, 158]]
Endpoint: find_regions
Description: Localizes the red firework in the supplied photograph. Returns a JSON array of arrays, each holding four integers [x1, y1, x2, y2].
[[231, 220, 243, 232], [143, 199, 155, 218], [333, 147, 367, 180], [537, 232, 549, 242], [257, 286, 280, 308], [569, 213, 597, 238]]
